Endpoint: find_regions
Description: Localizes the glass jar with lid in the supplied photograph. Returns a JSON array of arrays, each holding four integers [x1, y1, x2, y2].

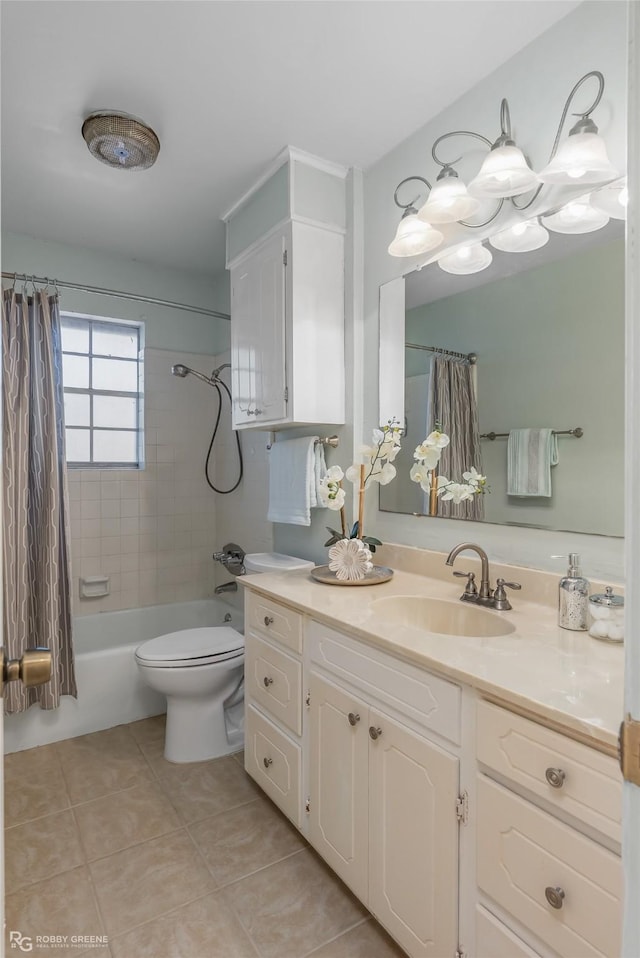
[[588, 586, 624, 643]]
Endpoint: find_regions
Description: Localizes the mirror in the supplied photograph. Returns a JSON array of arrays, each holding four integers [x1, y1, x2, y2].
[[379, 221, 625, 536]]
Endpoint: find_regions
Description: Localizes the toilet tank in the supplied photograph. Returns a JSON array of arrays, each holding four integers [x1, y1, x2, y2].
[[244, 552, 314, 574]]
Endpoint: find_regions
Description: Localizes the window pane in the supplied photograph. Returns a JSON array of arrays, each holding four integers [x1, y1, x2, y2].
[[65, 429, 90, 462], [62, 354, 89, 389], [93, 395, 137, 429], [61, 319, 89, 354], [64, 392, 90, 426], [92, 358, 138, 392], [93, 430, 138, 463], [93, 323, 138, 359]]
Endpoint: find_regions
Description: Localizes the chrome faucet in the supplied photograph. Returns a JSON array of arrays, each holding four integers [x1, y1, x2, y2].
[[445, 542, 521, 610], [214, 581, 238, 595]]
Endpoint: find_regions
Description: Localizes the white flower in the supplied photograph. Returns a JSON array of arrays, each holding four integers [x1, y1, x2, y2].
[[439, 482, 475, 503], [410, 463, 429, 486], [375, 462, 396, 485], [325, 465, 344, 482], [345, 464, 361, 484], [413, 444, 442, 469], [425, 430, 450, 449], [318, 471, 345, 511], [328, 538, 373, 581], [463, 467, 486, 490]]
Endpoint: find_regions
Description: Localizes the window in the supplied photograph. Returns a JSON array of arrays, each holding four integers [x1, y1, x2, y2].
[[61, 314, 143, 467]]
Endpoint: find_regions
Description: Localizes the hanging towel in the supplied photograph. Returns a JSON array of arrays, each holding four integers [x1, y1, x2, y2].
[[310, 442, 327, 508], [507, 428, 559, 497], [268, 437, 320, 525]]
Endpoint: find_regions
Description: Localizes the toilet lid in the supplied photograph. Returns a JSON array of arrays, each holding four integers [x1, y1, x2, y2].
[[135, 626, 244, 665]]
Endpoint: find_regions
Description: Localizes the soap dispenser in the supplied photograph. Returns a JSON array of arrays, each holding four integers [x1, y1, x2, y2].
[[555, 553, 589, 631]]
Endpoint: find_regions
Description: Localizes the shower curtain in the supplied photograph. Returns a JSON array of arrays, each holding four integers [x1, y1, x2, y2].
[[429, 355, 484, 521], [2, 289, 76, 712]]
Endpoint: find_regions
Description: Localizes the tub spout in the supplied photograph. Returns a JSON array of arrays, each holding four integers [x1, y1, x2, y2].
[[214, 581, 238, 595]]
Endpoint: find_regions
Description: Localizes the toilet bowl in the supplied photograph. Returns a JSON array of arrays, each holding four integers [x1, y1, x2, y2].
[[135, 552, 314, 763]]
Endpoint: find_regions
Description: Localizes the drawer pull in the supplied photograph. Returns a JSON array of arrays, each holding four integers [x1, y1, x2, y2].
[[545, 767, 566, 789], [369, 726, 382, 740], [263, 757, 273, 769], [264, 616, 274, 627], [545, 886, 565, 910], [348, 712, 361, 726], [263, 676, 274, 687]]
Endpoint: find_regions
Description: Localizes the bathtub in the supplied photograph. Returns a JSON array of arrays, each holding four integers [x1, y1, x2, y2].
[[4, 598, 243, 754]]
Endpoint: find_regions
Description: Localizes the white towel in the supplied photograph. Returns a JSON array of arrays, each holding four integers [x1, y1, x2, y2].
[[507, 428, 559, 497], [268, 437, 325, 525]]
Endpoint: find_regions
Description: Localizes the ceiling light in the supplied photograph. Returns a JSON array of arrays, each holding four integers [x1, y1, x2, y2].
[[82, 111, 160, 171], [388, 207, 444, 257], [590, 178, 628, 219], [544, 195, 609, 234], [467, 142, 539, 198], [438, 244, 492, 275], [489, 218, 550, 253], [417, 167, 480, 224]]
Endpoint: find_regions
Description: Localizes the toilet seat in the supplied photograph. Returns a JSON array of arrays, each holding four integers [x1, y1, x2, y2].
[[135, 626, 244, 669]]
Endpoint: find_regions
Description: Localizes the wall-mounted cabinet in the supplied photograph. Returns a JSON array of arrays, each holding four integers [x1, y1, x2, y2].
[[224, 148, 346, 430]]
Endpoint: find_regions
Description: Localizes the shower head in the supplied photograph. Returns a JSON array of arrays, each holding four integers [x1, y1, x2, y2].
[[171, 362, 230, 386], [171, 364, 190, 378]]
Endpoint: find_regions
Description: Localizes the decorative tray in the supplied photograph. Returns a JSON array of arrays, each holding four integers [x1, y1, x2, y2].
[[310, 565, 394, 586]]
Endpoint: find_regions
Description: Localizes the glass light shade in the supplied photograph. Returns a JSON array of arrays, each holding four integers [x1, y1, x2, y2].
[[489, 218, 550, 253], [388, 213, 443, 257], [544, 195, 609, 234], [537, 132, 618, 185], [417, 178, 480, 224], [590, 179, 628, 220], [467, 145, 540, 198], [438, 244, 492, 275]]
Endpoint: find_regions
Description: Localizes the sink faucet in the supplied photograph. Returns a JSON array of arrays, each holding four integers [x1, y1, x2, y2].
[[445, 542, 493, 605]]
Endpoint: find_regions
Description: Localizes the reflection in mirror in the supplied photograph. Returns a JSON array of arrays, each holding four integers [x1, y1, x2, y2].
[[379, 223, 624, 536]]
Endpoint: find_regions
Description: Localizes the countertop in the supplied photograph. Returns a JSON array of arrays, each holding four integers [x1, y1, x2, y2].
[[240, 567, 624, 754]]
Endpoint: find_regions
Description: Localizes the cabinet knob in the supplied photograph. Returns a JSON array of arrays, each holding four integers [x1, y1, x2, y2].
[[263, 676, 274, 688], [545, 886, 565, 910], [348, 712, 360, 726], [263, 757, 273, 769], [369, 726, 382, 740], [545, 767, 566, 789], [264, 616, 274, 627]]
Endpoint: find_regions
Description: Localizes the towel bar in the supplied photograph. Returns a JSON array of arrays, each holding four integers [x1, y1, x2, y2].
[[480, 427, 583, 441], [266, 433, 340, 450]]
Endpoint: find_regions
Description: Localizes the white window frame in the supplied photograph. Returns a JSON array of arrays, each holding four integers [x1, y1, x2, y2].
[[61, 312, 144, 469]]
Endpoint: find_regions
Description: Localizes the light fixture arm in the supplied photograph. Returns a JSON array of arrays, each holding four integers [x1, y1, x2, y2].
[[512, 70, 605, 211], [393, 175, 432, 210], [430, 129, 503, 228]]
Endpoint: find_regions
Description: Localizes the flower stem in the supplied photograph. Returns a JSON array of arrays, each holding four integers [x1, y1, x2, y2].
[[358, 464, 365, 538], [339, 482, 347, 537]]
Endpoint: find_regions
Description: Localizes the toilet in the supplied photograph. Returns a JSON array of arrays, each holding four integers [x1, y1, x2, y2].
[[135, 552, 314, 763]]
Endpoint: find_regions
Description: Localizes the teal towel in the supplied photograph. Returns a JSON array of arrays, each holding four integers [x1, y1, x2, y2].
[[507, 428, 559, 497]]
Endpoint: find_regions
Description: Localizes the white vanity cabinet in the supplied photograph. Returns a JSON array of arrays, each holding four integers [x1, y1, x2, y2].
[[475, 700, 623, 958], [307, 620, 460, 958]]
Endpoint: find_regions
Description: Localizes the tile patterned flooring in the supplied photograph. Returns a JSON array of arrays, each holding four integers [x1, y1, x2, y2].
[[4, 717, 407, 958]]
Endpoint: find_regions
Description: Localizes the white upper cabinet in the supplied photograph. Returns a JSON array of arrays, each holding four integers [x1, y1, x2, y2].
[[224, 148, 346, 430]]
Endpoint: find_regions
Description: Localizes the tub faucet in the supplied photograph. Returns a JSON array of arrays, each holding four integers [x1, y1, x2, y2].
[[445, 542, 493, 605], [214, 581, 238, 595]]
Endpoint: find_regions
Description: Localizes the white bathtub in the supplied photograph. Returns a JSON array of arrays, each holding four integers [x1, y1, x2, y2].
[[4, 599, 243, 754]]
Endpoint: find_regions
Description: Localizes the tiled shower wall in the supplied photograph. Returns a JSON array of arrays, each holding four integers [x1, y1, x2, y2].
[[67, 347, 262, 616]]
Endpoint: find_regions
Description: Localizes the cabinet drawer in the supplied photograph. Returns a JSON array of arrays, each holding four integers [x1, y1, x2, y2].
[[308, 620, 461, 744], [477, 777, 622, 958], [245, 705, 301, 826], [477, 700, 622, 843], [246, 634, 302, 735], [476, 906, 542, 958], [246, 592, 303, 653]]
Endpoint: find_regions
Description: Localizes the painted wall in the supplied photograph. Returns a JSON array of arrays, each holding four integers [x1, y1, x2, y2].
[[395, 238, 624, 536], [2, 231, 230, 353], [362, 1, 627, 580]]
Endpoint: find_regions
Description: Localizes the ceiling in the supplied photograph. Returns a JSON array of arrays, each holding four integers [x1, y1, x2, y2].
[[1, 1, 580, 278]]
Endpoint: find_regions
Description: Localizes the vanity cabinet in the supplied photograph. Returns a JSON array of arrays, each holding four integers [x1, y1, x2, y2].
[[476, 700, 623, 958]]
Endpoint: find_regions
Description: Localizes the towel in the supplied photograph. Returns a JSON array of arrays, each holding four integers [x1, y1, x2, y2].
[[267, 437, 326, 525], [507, 428, 559, 497]]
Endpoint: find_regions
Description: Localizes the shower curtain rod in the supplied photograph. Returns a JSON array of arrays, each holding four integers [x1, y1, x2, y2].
[[406, 341, 477, 365], [1, 271, 230, 321]]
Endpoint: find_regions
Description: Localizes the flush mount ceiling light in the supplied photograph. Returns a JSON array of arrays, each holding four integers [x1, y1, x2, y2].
[[81, 111, 160, 171], [543, 195, 609, 234], [489, 217, 550, 253], [438, 243, 492, 275], [388, 180, 444, 257], [590, 177, 628, 219]]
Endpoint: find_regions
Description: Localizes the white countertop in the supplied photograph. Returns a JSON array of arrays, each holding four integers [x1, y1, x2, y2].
[[240, 568, 624, 753]]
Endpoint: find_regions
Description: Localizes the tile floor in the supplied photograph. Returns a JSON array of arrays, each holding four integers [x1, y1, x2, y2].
[[4, 716, 407, 958]]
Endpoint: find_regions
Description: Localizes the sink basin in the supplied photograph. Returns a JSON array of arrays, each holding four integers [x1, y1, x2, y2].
[[372, 595, 516, 638]]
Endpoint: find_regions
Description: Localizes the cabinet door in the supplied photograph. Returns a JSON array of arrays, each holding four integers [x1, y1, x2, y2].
[[231, 231, 287, 428], [369, 708, 459, 958], [308, 672, 369, 902]]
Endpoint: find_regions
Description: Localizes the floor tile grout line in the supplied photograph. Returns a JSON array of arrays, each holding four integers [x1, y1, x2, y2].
[[301, 917, 373, 958], [104, 877, 225, 946], [82, 823, 185, 866]]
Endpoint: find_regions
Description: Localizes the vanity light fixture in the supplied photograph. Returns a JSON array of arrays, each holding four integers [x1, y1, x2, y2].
[[417, 165, 480, 224], [467, 101, 539, 198], [489, 217, 550, 253], [438, 243, 492, 275], [388, 181, 444, 257], [543, 194, 610, 234], [590, 177, 628, 219]]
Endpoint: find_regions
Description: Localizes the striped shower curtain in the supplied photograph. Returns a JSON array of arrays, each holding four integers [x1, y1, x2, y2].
[[429, 355, 484, 521], [2, 289, 76, 712]]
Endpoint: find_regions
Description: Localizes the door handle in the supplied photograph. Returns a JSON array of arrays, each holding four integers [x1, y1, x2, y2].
[[0, 647, 52, 697]]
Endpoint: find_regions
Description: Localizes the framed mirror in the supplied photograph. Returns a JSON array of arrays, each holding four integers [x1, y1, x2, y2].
[[379, 220, 624, 537]]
